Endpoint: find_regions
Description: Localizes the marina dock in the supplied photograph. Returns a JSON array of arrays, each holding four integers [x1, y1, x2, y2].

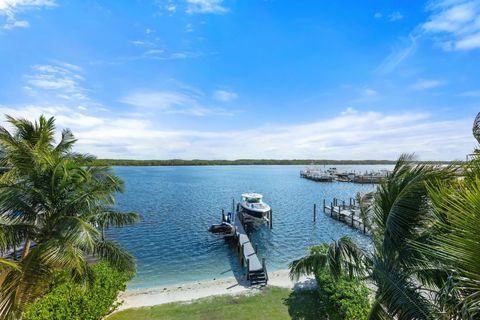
[[300, 167, 388, 184]]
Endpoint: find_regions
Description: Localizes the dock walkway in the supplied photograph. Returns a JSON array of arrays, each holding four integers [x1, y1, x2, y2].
[[233, 213, 263, 272], [226, 211, 268, 286]]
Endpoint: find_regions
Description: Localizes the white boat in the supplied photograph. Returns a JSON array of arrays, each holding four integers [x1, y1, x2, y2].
[[239, 193, 271, 221]]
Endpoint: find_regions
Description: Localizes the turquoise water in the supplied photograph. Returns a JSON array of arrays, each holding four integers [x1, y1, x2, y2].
[[108, 165, 391, 289]]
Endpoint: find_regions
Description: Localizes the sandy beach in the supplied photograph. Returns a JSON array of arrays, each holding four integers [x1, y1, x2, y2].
[[117, 269, 316, 311]]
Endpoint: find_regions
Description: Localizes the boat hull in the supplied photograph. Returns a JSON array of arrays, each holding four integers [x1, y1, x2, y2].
[[239, 204, 270, 220]]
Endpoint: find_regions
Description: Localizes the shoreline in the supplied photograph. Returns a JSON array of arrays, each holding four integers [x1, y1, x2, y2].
[[117, 269, 315, 311], [94, 160, 403, 167]]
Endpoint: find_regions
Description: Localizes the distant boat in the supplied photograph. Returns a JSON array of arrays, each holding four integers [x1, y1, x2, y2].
[[326, 167, 338, 174], [239, 193, 271, 221]]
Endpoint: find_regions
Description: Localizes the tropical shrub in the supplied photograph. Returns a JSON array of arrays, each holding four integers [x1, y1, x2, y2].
[[22, 262, 132, 320], [315, 269, 370, 320]]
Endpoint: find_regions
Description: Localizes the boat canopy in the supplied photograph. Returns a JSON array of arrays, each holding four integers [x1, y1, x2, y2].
[[242, 193, 263, 202]]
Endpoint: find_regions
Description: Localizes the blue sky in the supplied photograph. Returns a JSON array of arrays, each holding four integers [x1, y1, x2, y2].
[[0, 0, 479, 160]]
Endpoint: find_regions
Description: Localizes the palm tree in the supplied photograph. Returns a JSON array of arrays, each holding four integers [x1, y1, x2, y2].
[[289, 236, 365, 282], [290, 155, 453, 320], [417, 153, 480, 319], [0, 116, 139, 319]]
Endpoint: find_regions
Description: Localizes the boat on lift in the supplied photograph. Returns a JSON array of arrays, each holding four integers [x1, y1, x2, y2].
[[239, 193, 271, 221]]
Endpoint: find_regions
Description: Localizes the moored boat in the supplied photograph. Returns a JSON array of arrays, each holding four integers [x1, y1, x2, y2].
[[239, 193, 271, 221], [208, 222, 235, 237]]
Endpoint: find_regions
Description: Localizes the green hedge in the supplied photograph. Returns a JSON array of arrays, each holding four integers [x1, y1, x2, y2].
[[315, 269, 371, 320], [23, 263, 132, 320]]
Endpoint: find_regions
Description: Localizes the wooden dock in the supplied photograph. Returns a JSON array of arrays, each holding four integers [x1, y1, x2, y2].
[[219, 208, 268, 287], [322, 198, 368, 234], [231, 212, 268, 286]]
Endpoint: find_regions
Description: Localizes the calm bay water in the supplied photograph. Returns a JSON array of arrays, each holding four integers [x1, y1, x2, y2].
[[107, 165, 391, 289]]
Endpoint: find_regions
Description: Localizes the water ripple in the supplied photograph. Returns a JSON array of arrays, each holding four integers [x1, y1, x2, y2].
[[107, 165, 391, 289]]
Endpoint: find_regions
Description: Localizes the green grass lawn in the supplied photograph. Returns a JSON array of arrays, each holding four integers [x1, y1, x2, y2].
[[108, 287, 327, 320]]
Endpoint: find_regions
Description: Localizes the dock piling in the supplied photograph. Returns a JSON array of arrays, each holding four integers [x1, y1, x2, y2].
[[314, 203, 317, 222], [262, 258, 268, 282], [269, 209, 273, 229]]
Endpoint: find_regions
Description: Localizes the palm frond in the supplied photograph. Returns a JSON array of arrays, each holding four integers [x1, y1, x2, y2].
[[88, 209, 140, 229], [372, 256, 434, 320], [289, 244, 329, 281], [420, 176, 480, 315], [94, 240, 136, 274]]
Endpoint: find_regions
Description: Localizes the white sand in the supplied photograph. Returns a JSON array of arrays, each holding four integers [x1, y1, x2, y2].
[[117, 269, 315, 311]]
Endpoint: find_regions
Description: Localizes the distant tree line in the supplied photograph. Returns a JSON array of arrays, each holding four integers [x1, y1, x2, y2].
[[88, 159, 452, 166]]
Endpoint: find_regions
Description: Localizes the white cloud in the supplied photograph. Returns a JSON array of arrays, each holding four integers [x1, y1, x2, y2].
[[374, 11, 404, 21], [377, 1, 480, 71], [119, 90, 233, 116], [460, 89, 480, 96], [422, 0, 480, 50], [186, 0, 228, 14], [213, 89, 238, 102], [0, 106, 472, 160], [124, 49, 200, 61], [0, 105, 103, 130], [411, 79, 445, 90], [130, 40, 155, 47], [362, 88, 378, 96], [0, 0, 55, 29], [456, 32, 480, 49], [120, 91, 194, 110], [389, 11, 404, 21], [3, 19, 28, 29], [25, 63, 88, 100], [341, 107, 358, 115], [376, 34, 418, 74]]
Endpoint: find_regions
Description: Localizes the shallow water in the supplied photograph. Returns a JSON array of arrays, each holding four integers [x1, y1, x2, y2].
[[107, 165, 391, 289]]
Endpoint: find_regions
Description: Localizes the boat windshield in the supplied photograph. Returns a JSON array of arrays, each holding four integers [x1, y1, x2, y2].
[[245, 197, 261, 203]]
